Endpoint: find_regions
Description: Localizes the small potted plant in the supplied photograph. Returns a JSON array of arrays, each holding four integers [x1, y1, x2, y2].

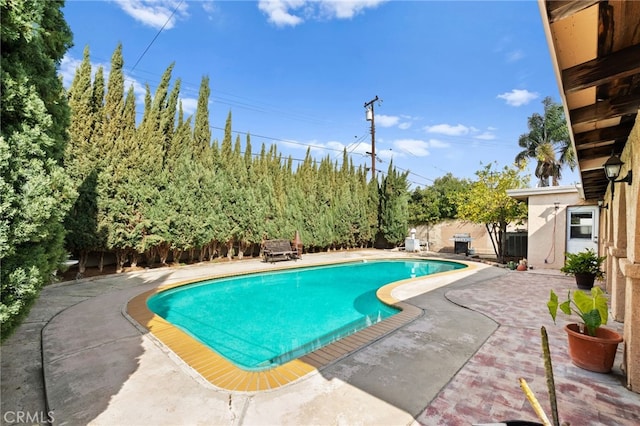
[[559, 249, 605, 289], [516, 258, 527, 271], [547, 287, 623, 373]]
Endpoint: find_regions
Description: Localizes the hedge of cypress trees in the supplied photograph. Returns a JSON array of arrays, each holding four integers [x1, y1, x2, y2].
[[63, 45, 409, 270], [1, 0, 75, 338]]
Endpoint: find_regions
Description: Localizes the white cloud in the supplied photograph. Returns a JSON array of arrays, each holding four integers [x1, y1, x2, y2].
[[376, 148, 397, 161], [126, 76, 148, 107], [258, 0, 305, 27], [497, 89, 539, 107], [258, 0, 387, 27], [393, 139, 430, 157], [326, 140, 348, 151], [320, 0, 387, 19], [428, 139, 450, 148], [59, 55, 82, 88], [376, 114, 400, 128], [377, 114, 416, 129], [398, 114, 419, 130], [114, 0, 189, 30], [201, 0, 216, 15], [507, 49, 524, 62], [278, 138, 310, 151], [424, 124, 469, 136], [180, 97, 198, 116], [345, 141, 370, 156], [475, 132, 496, 141]]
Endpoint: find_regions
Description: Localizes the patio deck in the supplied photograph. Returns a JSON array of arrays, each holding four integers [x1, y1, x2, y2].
[[1, 250, 638, 425]]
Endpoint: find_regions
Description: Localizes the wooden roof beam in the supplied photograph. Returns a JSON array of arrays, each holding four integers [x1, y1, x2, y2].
[[577, 143, 626, 162], [569, 93, 640, 124], [573, 122, 635, 146], [578, 155, 609, 172], [545, 1, 600, 23], [562, 44, 640, 93]]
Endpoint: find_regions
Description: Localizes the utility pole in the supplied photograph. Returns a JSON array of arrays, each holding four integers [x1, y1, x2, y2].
[[364, 96, 379, 180]]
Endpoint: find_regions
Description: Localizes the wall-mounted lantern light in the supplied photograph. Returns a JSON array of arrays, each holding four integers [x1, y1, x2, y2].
[[603, 152, 632, 199], [553, 201, 559, 210]]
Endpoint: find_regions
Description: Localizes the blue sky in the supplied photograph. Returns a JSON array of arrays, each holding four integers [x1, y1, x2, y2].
[[59, 0, 580, 188]]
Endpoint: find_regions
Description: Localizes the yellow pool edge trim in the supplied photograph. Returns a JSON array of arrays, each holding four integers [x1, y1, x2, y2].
[[126, 257, 474, 393]]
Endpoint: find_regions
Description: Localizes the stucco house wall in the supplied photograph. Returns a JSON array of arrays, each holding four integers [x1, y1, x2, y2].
[[414, 219, 524, 258], [507, 186, 593, 270]]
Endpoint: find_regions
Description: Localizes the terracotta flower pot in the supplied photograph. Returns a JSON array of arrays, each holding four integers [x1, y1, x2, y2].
[[564, 323, 623, 373], [516, 264, 527, 271]]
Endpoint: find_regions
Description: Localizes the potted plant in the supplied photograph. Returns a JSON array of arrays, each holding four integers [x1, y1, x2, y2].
[[547, 287, 623, 373], [559, 249, 605, 289], [516, 258, 528, 271]]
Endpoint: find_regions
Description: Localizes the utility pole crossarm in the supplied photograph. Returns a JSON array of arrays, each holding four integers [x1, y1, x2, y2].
[[363, 95, 379, 109]]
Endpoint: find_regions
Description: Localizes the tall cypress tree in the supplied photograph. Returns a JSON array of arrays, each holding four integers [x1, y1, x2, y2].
[[220, 111, 234, 167], [253, 143, 278, 242], [101, 44, 125, 161], [98, 43, 138, 272], [217, 111, 238, 258], [199, 141, 226, 261], [190, 76, 219, 260], [1, 0, 75, 338], [135, 65, 179, 264], [160, 105, 197, 264], [64, 46, 101, 275], [332, 150, 355, 248], [378, 161, 410, 247], [193, 76, 211, 154], [293, 149, 320, 249]]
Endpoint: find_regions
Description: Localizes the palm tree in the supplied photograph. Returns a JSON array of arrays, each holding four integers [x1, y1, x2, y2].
[[515, 97, 576, 186]]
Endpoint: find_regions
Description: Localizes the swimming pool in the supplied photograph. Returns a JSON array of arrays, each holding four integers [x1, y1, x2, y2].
[[147, 259, 465, 371]]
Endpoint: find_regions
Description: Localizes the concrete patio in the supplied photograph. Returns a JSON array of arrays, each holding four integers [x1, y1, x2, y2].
[[1, 250, 639, 425]]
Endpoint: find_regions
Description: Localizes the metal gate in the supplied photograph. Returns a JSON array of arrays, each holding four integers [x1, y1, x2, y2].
[[505, 232, 528, 258]]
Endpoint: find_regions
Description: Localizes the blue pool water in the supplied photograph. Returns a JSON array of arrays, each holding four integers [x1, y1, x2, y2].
[[147, 259, 465, 371]]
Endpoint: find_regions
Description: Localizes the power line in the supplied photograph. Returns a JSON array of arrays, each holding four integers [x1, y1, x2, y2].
[[67, 49, 328, 126], [67, 54, 491, 186], [128, 108, 360, 159], [376, 156, 435, 186], [131, 0, 185, 72], [209, 125, 348, 155], [69, 48, 518, 159], [333, 130, 369, 159], [127, 106, 445, 187]]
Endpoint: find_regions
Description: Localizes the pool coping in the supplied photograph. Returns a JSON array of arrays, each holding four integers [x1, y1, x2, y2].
[[125, 257, 475, 393]]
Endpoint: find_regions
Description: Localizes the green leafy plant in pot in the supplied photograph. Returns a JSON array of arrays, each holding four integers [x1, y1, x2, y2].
[[547, 287, 623, 373], [559, 249, 605, 289]]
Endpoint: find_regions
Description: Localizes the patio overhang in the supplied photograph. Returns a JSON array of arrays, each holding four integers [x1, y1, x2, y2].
[[537, 0, 640, 201], [507, 184, 582, 202]]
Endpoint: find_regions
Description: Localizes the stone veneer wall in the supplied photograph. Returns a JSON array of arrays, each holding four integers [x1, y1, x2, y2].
[[604, 114, 640, 393]]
